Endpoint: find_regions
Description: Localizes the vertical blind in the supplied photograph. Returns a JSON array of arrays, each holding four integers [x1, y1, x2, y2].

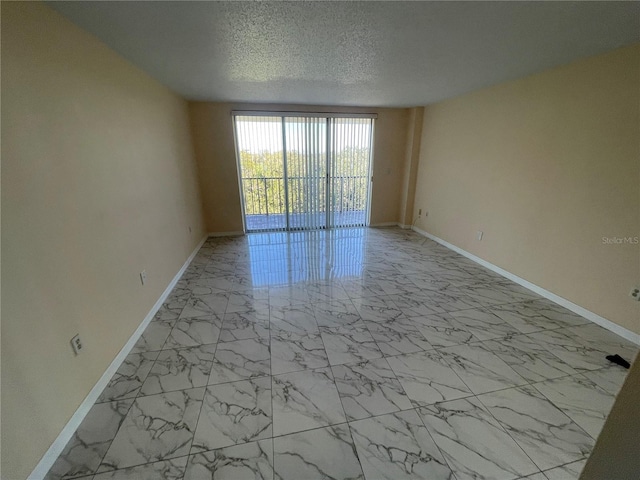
[[286, 116, 327, 230], [329, 117, 374, 228], [234, 113, 375, 232]]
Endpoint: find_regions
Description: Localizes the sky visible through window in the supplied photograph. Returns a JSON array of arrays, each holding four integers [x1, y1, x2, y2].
[[235, 117, 371, 154]]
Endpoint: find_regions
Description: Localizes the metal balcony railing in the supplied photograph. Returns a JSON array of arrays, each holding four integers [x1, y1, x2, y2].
[[241, 175, 369, 218]]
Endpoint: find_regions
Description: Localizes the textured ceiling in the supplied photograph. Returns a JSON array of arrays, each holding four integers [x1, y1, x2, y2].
[[49, 1, 640, 107]]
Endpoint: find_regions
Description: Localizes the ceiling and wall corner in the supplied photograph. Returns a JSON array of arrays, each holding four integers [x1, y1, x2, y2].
[[412, 43, 640, 336], [48, 1, 640, 107], [45, 0, 640, 231]]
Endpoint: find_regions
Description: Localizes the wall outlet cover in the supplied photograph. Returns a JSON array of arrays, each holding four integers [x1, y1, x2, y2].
[[71, 334, 82, 355]]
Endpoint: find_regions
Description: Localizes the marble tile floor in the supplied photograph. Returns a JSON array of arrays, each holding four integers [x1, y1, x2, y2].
[[45, 227, 638, 480]]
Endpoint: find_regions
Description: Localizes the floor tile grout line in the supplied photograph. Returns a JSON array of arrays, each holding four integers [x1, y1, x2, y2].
[[186, 267, 225, 461], [474, 370, 605, 474], [411, 397, 523, 480], [472, 390, 559, 474], [465, 392, 546, 477], [91, 293, 196, 474], [525, 378, 610, 443], [136, 301, 217, 399], [434, 329, 625, 421], [540, 457, 589, 476], [518, 327, 618, 371], [59, 228, 633, 479], [268, 303, 275, 477], [181, 376, 575, 446], [312, 313, 367, 477], [95, 349, 161, 405], [92, 454, 191, 478], [90, 397, 138, 477], [108, 332, 616, 402], [403, 340, 526, 400]]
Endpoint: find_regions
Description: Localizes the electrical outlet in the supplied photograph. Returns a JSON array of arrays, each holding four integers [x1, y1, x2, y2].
[[630, 287, 640, 301], [418, 209, 422, 216], [140, 270, 147, 285], [189, 226, 192, 234], [71, 334, 83, 355], [424, 210, 428, 217], [477, 231, 483, 241]]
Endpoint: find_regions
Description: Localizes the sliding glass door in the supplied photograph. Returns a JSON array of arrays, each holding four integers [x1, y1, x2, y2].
[[234, 116, 287, 231], [285, 117, 328, 230], [328, 117, 374, 228], [234, 113, 374, 233]]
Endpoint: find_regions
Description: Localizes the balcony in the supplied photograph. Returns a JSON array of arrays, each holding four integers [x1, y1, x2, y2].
[[245, 211, 366, 232], [241, 176, 368, 232]]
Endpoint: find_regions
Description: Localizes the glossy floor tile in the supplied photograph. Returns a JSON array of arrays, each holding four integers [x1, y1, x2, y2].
[[45, 227, 638, 480], [386, 350, 472, 405], [438, 342, 528, 394], [542, 459, 587, 480], [271, 367, 346, 436], [192, 377, 272, 452], [45, 400, 134, 480], [477, 385, 594, 471], [482, 334, 578, 383], [273, 424, 363, 480], [349, 410, 452, 479], [184, 440, 273, 480], [139, 345, 216, 396], [417, 397, 538, 480], [331, 358, 413, 421], [93, 458, 187, 480], [99, 388, 204, 472], [532, 375, 615, 439], [96, 352, 159, 403], [164, 315, 222, 349], [270, 330, 329, 375]]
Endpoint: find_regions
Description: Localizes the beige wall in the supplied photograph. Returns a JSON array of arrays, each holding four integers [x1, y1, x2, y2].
[[1, 3, 205, 479], [188, 102, 410, 233], [398, 107, 425, 227], [414, 44, 640, 334]]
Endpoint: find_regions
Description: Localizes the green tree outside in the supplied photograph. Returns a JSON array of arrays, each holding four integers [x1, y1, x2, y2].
[[240, 147, 370, 216]]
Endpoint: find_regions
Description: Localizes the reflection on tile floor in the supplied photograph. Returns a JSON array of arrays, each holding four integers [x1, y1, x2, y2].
[[45, 227, 638, 480]]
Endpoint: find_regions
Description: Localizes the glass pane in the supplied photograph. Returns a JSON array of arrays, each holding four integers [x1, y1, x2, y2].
[[330, 118, 372, 227], [284, 117, 327, 231], [235, 116, 287, 232]]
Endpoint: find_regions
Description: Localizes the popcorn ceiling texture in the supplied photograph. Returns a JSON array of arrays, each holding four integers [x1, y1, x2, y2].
[[49, 1, 639, 106]]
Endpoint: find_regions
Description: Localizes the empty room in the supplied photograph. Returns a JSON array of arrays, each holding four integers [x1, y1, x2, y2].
[[2, 1, 639, 479]]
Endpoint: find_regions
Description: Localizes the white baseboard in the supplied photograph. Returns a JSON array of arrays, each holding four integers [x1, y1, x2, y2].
[[208, 231, 245, 237], [412, 226, 640, 346], [369, 222, 399, 228], [29, 235, 208, 480]]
